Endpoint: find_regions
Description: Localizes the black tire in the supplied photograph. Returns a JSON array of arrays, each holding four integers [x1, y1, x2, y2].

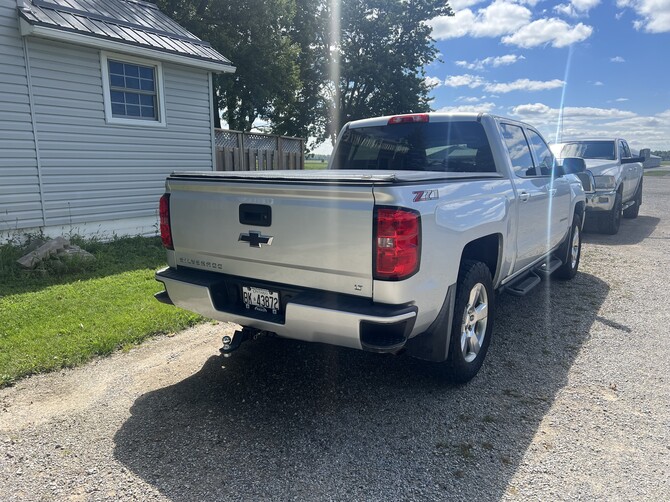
[[623, 179, 642, 219], [598, 191, 622, 235], [554, 214, 582, 280], [444, 261, 495, 384]]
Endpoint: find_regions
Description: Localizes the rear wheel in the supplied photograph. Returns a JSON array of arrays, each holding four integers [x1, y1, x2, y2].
[[598, 191, 622, 235], [623, 179, 642, 219], [444, 261, 494, 384], [554, 214, 582, 280]]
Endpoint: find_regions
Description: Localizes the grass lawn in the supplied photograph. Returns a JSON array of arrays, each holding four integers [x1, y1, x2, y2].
[[0, 236, 203, 387], [304, 159, 327, 170], [644, 169, 670, 177]]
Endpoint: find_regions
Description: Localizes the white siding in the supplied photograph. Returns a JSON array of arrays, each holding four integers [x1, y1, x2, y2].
[[0, 2, 42, 232], [28, 37, 215, 229]]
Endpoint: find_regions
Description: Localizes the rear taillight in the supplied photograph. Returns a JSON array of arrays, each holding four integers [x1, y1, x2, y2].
[[374, 207, 421, 280], [387, 113, 429, 125], [159, 193, 173, 250]]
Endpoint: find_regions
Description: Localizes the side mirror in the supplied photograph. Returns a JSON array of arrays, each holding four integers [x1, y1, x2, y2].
[[622, 157, 644, 164], [576, 170, 596, 193], [639, 148, 651, 160], [561, 157, 587, 174]]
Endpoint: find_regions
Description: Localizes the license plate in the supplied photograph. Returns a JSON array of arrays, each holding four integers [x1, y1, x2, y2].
[[242, 286, 280, 314]]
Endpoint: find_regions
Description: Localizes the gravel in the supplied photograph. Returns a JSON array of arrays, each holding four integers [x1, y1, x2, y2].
[[1, 174, 669, 501]]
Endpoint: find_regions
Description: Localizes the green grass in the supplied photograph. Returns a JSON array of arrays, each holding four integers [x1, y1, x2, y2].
[[304, 159, 327, 170], [0, 236, 202, 387], [644, 169, 670, 177]]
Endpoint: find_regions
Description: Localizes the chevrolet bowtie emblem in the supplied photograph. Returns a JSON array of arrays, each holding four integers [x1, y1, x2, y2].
[[239, 231, 273, 248]]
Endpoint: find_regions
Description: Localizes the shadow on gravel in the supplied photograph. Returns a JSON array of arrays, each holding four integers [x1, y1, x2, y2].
[[583, 215, 659, 245], [114, 272, 609, 501]]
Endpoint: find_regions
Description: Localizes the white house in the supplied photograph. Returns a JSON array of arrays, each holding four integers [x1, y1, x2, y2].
[[0, 0, 234, 241]]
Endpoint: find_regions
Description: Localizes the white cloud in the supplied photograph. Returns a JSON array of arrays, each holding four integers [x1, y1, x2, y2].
[[593, 81, 604, 86], [443, 75, 565, 93], [424, 76, 443, 88], [615, 97, 630, 102], [436, 102, 497, 113], [455, 54, 525, 70], [449, 0, 485, 10], [572, 0, 601, 11], [617, 0, 670, 33], [502, 18, 593, 47], [430, 1, 532, 40], [457, 96, 485, 103], [611, 56, 626, 62], [509, 103, 670, 150], [444, 74, 486, 88], [485, 78, 565, 93]]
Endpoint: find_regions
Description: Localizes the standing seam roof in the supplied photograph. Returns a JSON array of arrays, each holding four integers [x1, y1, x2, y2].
[[19, 0, 234, 69]]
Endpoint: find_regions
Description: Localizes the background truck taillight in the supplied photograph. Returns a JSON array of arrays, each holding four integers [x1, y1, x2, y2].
[[159, 193, 173, 250], [374, 207, 421, 280]]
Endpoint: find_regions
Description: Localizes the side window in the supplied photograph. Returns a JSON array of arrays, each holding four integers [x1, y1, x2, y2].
[[622, 141, 632, 158], [101, 52, 166, 127], [499, 123, 536, 177], [618, 141, 628, 160], [526, 129, 555, 176]]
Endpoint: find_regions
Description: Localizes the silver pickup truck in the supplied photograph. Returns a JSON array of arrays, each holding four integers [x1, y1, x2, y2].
[[155, 113, 586, 383], [552, 138, 644, 234]]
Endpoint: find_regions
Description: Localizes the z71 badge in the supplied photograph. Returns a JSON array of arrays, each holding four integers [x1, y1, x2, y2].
[[412, 189, 439, 202]]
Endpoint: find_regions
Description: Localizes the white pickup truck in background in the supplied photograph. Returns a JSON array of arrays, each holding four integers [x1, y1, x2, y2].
[[551, 138, 644, 234], [155, 113, 586, 383]]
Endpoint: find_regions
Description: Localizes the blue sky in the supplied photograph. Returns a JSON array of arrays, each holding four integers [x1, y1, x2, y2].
[[423, 0, 670, 151]]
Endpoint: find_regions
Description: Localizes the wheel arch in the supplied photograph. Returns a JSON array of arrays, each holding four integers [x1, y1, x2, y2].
[[460, 233, 501, 285]]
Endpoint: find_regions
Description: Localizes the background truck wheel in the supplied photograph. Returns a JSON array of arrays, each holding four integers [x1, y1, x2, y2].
[[598, 191, 622, 234], [554, 214, 582, 280], [623, 179, 643, 219], [444, 260, 494, 384]]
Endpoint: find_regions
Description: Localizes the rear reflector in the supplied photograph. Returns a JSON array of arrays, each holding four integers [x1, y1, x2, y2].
[[159, 193, 173, 250], [374, 207, 421, 280], [388, 114, 430, 125]]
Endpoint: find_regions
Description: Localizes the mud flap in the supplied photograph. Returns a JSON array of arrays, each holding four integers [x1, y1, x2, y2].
[[404, 284, 456, 362]]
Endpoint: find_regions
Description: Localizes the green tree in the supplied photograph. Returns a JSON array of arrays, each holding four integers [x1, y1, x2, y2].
[[326, 0, 452, 143], [272, 0, 452, 145], [153, 0, 300, 131]]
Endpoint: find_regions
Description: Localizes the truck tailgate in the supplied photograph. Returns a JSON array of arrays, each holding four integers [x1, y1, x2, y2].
[[167, 176, 375, 298]]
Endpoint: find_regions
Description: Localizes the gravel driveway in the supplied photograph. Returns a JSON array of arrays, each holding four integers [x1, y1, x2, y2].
[[1, 174, 669, 501]]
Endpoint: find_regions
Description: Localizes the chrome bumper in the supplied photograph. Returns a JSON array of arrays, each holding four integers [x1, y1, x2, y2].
[[155, 267, 417, 352], [586, 190, 617, 212]]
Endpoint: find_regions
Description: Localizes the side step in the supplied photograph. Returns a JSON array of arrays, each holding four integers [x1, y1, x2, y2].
[[505, 257, 564, 297], [535, 257, 563, 276], [506, 272, 541, 296]]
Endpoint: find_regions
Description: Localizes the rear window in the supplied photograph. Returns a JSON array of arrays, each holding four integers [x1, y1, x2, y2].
[[560, 141, 616, 160], [331, 121, 496, 173]]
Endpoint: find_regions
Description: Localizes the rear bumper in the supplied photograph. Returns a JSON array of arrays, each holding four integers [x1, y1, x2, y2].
[[586, 189, 617, 212], [155, 267, 417, 352]]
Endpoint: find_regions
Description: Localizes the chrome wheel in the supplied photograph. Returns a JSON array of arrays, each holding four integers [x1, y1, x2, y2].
[[460, 282, 489, 363], [570, 225, 580, 269]]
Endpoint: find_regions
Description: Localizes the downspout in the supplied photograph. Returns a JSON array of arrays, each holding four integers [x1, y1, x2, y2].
[[22, 36, 48, 227]]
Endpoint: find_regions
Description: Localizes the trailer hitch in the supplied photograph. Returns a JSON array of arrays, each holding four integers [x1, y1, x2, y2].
[[220, 327, 268, 356]]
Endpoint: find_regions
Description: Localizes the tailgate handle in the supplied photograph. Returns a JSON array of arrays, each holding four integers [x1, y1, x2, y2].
[[239, 204, 272, 226]]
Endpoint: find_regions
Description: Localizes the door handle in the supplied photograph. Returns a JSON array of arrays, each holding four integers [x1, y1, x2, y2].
[[519, 191, 530, 202], [544, 186, 557, 197]]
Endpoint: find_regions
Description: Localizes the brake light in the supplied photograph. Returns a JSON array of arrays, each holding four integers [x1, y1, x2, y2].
[[159, 193, 173, 250], [388, 114, 429, 125], [374, 207, 421, 280]]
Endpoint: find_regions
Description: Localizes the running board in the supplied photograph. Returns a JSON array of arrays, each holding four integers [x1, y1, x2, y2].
[[505, 272, 541, 296], [535, 257, 563, 276], [504, 257, 564, 296]]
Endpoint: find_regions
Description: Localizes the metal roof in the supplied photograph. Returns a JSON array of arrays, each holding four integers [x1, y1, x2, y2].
[[18, 0, 234, 72]]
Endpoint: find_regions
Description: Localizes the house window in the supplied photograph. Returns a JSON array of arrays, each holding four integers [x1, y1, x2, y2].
[[101, 53, 166, 126], [109, 61, 157, 119]]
